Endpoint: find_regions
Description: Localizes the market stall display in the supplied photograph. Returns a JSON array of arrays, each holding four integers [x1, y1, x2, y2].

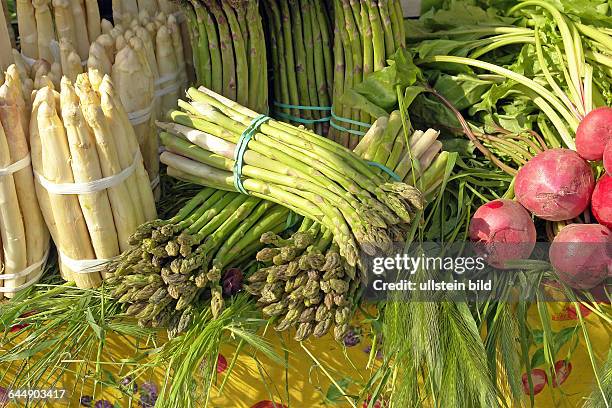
[[0, 0, 610, 407]]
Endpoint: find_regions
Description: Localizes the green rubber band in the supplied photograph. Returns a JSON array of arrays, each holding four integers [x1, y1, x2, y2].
[[273, 101, 332, 111], [233, 115, 271, 195], [329, 119, 368, 136], [330, 108, 371, 128], [274, 111, 331, 125], [367, 161, 401, 181]]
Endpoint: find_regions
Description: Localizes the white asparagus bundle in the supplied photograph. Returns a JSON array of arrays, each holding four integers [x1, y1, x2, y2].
[[0, 67, 49, 298], [0, 0, 12, 70], [30, 73, 156, 288], [16, 0, 38, 59], [34, 85, 99, 287], [60, 77, 120, 260]]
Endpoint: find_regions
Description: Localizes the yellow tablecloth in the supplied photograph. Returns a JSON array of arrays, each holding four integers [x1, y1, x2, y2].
[[1, 302, 610, 407]]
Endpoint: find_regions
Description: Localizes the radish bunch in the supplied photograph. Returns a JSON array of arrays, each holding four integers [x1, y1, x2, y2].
[[470, 107, 611, 290]]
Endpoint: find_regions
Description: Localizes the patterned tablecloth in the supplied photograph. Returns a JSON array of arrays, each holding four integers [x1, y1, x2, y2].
[[1, 302, 610, 407]]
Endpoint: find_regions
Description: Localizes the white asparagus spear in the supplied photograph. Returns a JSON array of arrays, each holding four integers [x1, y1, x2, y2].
[[155, 25, 179, 113], [68, 0, 90, 59], [84, 0, 101, 43], [96, 34, 116, 63], [101, 18, 113, 35], [52, 0, 77, 55], [0, 0, 12, 69], [0, 120, 27, 297], [99, 74, 156, 221], [167, 14, 187, 88], [119, 0, 138, 26], [113, 43, 158, 183], [75, 73, 139, 251], [32, 0, 55, 63], [16, 0, 38, 59], [5, 66, 30, 137], [88, 41, 112, 75]]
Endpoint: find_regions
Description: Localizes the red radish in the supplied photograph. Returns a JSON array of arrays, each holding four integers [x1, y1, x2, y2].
[[549, 224, 611, 289], [604, 140, 612, 175], [521, 369, 548, 395], [216, 354, 227, 374], [515, 149, 594, 221], [551, 360, 572, 387], [576, 107, 612, 161], [469, 199, 536, 268], [250, 402, 288, 408], [591, 174, 612, 228]]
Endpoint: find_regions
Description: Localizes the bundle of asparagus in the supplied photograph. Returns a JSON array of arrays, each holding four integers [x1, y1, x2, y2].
[[112, 0, 178, 26], [247, 111, 449, 342], [262, 0, 333, 135], [30, 72, 156, 288], [16, 0, 100, 62], [182, 0, 268, 113], [160, 86, 423, 269], [329, 0, 406, 148], [83, 10, 188, 190], [0, 65, 49, 299], [105, 188, 295, 337]]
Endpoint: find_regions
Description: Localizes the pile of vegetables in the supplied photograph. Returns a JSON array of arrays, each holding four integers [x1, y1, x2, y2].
[[262, 0, 333, 135], [329, 0, 405, 148], [1, 0, 610, 407], [31, 72, 156, 288], [182, 0, 268, 113], [0, 65, 48, 299]]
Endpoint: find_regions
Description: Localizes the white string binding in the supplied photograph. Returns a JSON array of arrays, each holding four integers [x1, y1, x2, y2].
[[59, 250, 116, 274], [150, 175, 160, 189], [0, 247, 50, 293], [155, 72, 178, 87], [34, 150, 141, 195], [0, 156, 31, 176], [155, 82, 181, 98]]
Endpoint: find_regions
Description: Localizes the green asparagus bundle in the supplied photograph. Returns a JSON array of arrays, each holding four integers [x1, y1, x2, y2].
[[247, 111, 450, 342], [105, 187, 293, 336], [182, 0, 268, 113], [159, 86, 424, 269], [262, 0, 333, 136], [329, 0, 406, 149]]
